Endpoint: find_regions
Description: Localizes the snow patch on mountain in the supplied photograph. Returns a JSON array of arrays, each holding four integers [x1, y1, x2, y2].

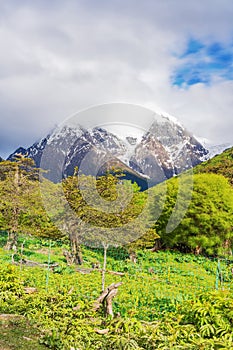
[[196, 137, 232, 158], [47, 125, 84, 146], [207, 143, 232, 157], [102, 123, 144, 166]]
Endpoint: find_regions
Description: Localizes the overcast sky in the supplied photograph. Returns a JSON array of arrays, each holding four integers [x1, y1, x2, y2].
[[0, 0, 233, 158]]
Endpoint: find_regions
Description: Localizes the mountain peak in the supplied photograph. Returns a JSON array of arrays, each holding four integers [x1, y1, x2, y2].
[[8, 147, 28, 161], [7, 120, 208, 187]]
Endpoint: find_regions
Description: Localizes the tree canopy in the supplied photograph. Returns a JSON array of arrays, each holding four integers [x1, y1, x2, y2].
[[0, 158, 60, 249], [152, 173, 233, 255]]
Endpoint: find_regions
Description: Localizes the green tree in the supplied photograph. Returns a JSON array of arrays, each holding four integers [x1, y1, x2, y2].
[[0, 156, 39, 250], [0, 157, 60, 250], [61, 171, 150, 268], [129, 228, 159, 252], [62, 174, 88, 264], [152, 173, 233, 255]]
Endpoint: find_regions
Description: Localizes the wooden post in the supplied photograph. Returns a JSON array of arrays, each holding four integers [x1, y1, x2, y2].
[[20, 240, 25, 271], [46, 240, 52, 291], [102, 242, 109, 292]]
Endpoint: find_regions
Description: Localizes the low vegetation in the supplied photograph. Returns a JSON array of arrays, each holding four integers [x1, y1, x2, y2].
[[0, 235, 233, 349], [0, 151, 232, 348]]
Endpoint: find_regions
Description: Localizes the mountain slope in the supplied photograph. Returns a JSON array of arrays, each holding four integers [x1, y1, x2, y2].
[[130, 118, 208, 185], [194, 146, 233, 185], [7, 115, 208, 187]]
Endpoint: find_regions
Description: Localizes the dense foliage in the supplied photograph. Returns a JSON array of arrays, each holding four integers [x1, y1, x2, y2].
[[0, 158, 61, 251], [194, 146, 233, 185], [152, 173, 233, 255]]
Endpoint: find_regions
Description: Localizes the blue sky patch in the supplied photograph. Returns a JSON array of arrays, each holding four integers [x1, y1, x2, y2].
[[182, 38, 205, 56], [172, 38, 233, 87]]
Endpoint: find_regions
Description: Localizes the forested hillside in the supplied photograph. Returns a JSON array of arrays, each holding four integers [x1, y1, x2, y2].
[[0, 154, 233, 261], [194, 146, 233, 185]]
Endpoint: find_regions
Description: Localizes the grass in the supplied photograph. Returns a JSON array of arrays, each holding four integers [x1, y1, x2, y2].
[[1, 233, 233, 348], [0, 315, 47, 350], [1, 235, 232, 311]]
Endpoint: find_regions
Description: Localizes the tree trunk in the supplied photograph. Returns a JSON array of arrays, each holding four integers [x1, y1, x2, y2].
[[129, 251, 137, 263], [69, 232, 83, 265], [74, 248, 83, 265], [151, 239, 162, 252], [194, 245, 202, 255], [93, 282, 123, 318], [5, 231, 18, 251], [223, 239, 232, 255]]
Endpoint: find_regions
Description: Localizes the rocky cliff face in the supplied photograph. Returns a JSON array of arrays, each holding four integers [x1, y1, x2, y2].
[[7, 114, 209, 188], [129, 118, 208, 186]]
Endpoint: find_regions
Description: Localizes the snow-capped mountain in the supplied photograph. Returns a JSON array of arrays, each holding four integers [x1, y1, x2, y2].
[[129, 117, 208, 185], [7, 114, 209, 188]]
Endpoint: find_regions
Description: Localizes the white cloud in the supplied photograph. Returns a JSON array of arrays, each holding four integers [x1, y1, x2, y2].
[[0, 0, 232, 157]]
